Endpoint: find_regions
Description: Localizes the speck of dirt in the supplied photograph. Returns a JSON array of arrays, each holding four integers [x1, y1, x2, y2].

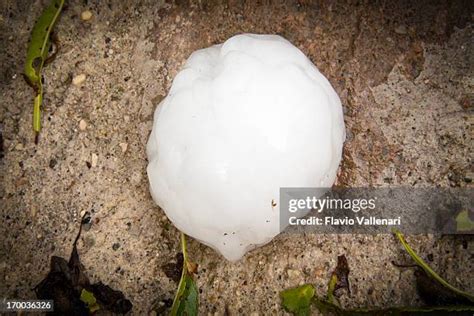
[[162, 253, 184, 283], [49, 158, 57, 169]]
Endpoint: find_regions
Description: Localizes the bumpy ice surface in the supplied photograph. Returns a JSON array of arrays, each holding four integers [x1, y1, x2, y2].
[[147, 34, 345, 261]]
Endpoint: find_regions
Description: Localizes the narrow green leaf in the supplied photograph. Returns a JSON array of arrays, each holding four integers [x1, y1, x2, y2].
[[393, 229, 474, 303], [327, 273, 338, 304], [280, 284, 315, 316], [456, 210, 474, 232], [171, 274, 199, 316], [170, 233, 199, 316], [25, 0, 64, 84], [24, 0, 64, 142]]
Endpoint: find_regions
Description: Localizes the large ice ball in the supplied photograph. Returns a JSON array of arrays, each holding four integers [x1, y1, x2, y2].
[[147, 34, 345, 261]]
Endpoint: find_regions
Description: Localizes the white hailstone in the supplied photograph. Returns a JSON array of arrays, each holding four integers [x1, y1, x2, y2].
[[147, 34, 345, 261]]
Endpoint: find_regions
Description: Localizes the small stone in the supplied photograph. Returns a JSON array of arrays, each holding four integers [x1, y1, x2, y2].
[[15, 143, 24, 150], [287, 269, 302, 279], [91, 153, 98, 168], [31, 206, 38, 218], [119, 142, 128, 153], [72, 74, 86, 86], [37, 233, 42, 239], [81, 10, 93, 21], [79, 119, 87, 130], [394, 25, 407, 35]]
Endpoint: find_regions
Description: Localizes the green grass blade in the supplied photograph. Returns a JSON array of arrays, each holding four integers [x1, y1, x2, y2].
[[393, 229, 474, 303], [170, 233, 199, 316], [24, 0, 64, 140]]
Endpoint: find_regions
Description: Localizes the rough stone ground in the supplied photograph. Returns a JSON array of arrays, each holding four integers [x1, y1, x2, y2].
[[0, 0, 473, 314]]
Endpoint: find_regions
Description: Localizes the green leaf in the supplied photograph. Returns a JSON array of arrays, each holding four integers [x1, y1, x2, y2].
[[280, 284, 315, 316], [80, 289, 100, 313], [393, 229, 474, 303], [171, 273, 199, 316], [24, 0, 64, 142], [456, 210, 474, 232], [170, 233, 199, 316], [327, 273, 338, 304]]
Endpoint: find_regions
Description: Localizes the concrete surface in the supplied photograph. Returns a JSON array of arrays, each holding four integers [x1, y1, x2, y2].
[[0, 0, 472, 314]]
